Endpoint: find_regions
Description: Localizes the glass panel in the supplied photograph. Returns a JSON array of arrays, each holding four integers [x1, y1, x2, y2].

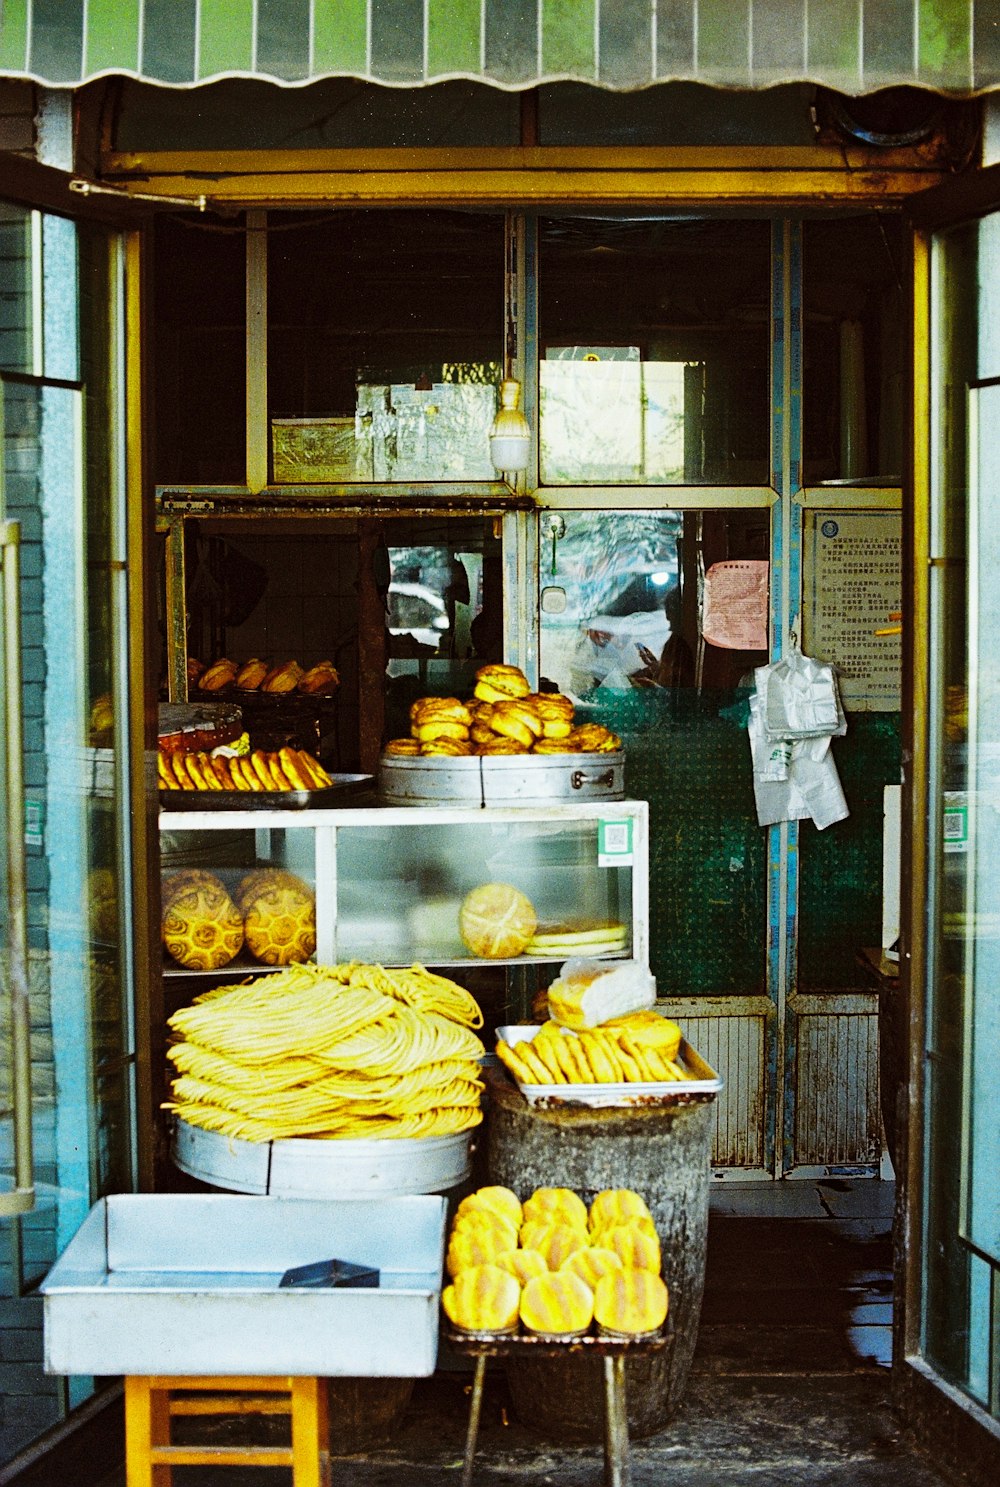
[[152, 214, 246, 485], [384, 515, 504, 739], [539, 510, 768, 997], [267, 211, 504, 483], [802, 216, 906, 485], [0, 214, 133, 1464], [923, 211, 1000, 1421], [538, 217, 771, 485], [335, 819, 633, 966], [160, 826, 318, 979], [0, 206, 34, 374]]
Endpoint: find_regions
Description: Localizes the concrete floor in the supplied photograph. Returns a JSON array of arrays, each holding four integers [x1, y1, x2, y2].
[[9, 1178, 966, 1487]]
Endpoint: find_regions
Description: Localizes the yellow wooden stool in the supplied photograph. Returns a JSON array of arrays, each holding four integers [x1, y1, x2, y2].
[[124, 1374, 331, 1487]]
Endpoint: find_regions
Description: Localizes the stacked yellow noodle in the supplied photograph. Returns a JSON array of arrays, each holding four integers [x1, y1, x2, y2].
[[164, 962, 485, 1142]]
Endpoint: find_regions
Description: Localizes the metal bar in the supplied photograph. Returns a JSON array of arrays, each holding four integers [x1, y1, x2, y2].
[[903, 228, 932, 1361], [461, 1354, 488, 1487], [106, 145, 954, 177], [246, 210, 269, 493], [534, 486, 777, 509], [164, 516, 188, 701], [602, 1355, 631, 1487], [0, 519, 35, 1216]]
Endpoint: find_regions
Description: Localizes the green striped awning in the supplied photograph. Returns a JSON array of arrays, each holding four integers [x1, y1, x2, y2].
[[1, 0, 998, 94]]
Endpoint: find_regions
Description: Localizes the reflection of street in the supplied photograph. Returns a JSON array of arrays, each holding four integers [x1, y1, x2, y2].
[[539, 511, 681, 694]]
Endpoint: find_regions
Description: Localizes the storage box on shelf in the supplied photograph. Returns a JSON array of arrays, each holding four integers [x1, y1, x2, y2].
[[159, 801, 649, 975]]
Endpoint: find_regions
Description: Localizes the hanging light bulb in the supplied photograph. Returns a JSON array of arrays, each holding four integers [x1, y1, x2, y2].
[[489, 378, 531, 475]]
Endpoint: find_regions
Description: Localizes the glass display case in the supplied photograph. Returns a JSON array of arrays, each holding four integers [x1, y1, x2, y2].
[[159, 800, 648, 975]]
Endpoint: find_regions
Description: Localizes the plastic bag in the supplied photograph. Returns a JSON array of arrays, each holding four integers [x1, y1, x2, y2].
[[547, 959, 656, 1030]]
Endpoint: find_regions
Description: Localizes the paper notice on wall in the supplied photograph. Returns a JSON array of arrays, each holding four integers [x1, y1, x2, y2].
[[802, 510, 902, 711], [702, 560, 769, 650]]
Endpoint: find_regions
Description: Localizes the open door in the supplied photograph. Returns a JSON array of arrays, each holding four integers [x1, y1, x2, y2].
[[0, 158, 148, 1463], [899, 164, 1000, 1448]]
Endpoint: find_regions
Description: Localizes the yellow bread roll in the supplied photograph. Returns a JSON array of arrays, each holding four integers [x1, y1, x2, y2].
[[594, 1268, 669, 1336], [518, 1222, 588, 1272], [414, 719, 470, 743], [522, 1187, 589, 1233], [446, 1225, 517, 1278], [422, 737, 475, 756], [473, 664, 531, 702], [591, 1214, 658, 1247], [588, 1189, 654, 1233], [451, 1210, 520, 1253], [560, 1247, 625, 1289], [459, 883, 537, 959], [602, 1223, 662, 1275], [520, 1272, 595, 1338], [498, 1249, 550, 1286], [455, 1186, 523, 1230], [442, 1264, 521, 1335]]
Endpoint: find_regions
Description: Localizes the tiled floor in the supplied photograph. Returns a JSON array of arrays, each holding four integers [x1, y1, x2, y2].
[[11, 1178, 965, 1487]]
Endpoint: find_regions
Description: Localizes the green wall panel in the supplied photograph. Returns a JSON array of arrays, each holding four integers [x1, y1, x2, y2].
[[797, 713, 902, 989], [586, 690, 766, 998]]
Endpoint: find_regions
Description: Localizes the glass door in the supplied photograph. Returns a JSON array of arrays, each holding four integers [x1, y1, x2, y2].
[[0, 206, 136, 1461], [918, 198, 1000, 1425]]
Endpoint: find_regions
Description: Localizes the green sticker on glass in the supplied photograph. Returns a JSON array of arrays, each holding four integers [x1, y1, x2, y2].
[[598, 818, 633, 866]]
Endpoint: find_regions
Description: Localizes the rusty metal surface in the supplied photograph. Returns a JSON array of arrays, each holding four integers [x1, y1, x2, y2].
[[444, 1325, 670, 1360]]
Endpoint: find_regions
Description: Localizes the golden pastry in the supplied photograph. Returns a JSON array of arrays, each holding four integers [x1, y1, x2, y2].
[[234, 658, 268, 690]]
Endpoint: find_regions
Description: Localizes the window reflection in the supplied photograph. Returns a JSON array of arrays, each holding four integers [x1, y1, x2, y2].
[[538, 217, 771, 486]]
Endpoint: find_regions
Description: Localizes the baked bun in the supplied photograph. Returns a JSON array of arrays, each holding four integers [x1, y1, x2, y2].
[[567, 723, 621, 753], [593, 1268, 668, 1337], [477, 737, 527, 755], [414, 719, 471, 743], [442, 1265, 521, 1336], [234, 658, 268, 690], [447, 1224, 517, 1278], [410, 696, 472, 726], [518, 1222, 588, 1271], [560, 1247, 625, 1289], [522, 1187, 590, 1232], [588, 1189, 653, 1233], [384, 737, 422, 756], [491, 699, 544, 749], [422, 736, 474, 756], [531, 737, 579, 754], [459, 883, 537, 958], [162, 872, 243, 971], [473, 664, 531, 703], [261, 660, 304, 694], [519, 1272, 594, 1338], [297, 661, 339, 695], [601, 1223, 662, 1274], [238, 870, 316, 967], [456, 1186, 523, 1229], [197, 659, 237, 693], [498, 1249, 550, 1285]]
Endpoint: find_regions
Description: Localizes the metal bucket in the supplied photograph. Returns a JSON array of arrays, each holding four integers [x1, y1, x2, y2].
[[378, 751, 624, 806]]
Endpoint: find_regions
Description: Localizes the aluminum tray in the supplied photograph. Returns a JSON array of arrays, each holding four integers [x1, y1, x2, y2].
[[159, 774, 374, 811], [41, 1193, 446, 1378], [497, 1025, 723, 1107], [172, 1119, 472, 1197]]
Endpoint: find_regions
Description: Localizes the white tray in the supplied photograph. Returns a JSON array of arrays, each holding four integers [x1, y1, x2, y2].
[[496, 1025, 723, 1107]]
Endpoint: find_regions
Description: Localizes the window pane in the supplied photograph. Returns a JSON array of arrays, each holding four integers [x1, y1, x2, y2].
[[538, 217, 771, 486], [152, 215, 247, 485], [267, 212, 504, 483], [802, 216, 906, 486]]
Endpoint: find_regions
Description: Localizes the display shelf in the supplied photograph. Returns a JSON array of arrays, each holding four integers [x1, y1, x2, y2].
[[159, 801, 649, 974]]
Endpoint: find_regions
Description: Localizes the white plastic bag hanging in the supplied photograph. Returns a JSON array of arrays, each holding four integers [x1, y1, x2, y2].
[[747, 651, 849, 830]]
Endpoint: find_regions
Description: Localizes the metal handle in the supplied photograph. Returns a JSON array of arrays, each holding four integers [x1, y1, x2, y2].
[[571, 768, 615, 791], [1, 521, 34, 1216]]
